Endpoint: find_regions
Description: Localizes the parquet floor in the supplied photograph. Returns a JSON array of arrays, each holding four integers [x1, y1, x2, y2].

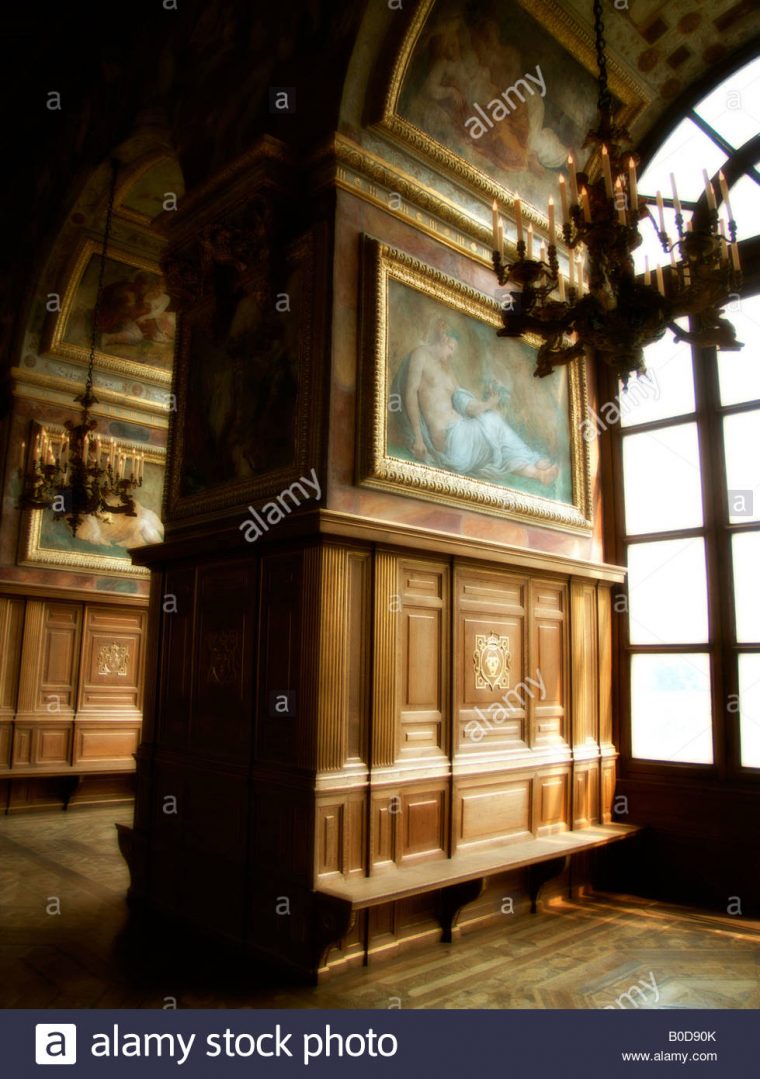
[[1, 806, 758, 1009]]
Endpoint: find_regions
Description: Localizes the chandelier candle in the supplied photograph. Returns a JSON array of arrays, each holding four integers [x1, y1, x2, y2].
[[703, 169, 717, 211], [718, 172, 734, 225], [601, 146, 613, 198], [567, 154, 579, 203]]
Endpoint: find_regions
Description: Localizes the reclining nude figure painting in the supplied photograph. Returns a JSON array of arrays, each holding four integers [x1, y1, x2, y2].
[[388, 288, 572, 505]]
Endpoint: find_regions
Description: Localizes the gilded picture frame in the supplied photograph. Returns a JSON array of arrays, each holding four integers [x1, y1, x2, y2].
[[18, 423, 167, 578], [358, 238, 592, 532], [44, 238, 175, 385], [374, 0, 650, 232]]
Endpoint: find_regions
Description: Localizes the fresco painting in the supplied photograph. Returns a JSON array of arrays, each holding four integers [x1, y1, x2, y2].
[[61, 253, 175, 373], [397, 0, 603, 210]]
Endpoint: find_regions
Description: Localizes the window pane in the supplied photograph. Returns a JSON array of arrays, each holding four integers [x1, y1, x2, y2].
[[722, 175, 760, 239], [632, 205, 679, 276], [739, 654, 760, 769], [694, 56, 760, 152], [724, 411, 760, 523], [623, 424, 703, 534], [627, 538, 708, 645], [733, 532, 760, 642], [620, 326, 694, 426], [631, 653, 713, 763], [718, 294, 760, 405], [638, 119, 726, 203]]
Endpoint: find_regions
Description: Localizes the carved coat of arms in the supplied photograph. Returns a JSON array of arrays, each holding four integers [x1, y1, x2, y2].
[[473, 632, 511, 690], [97, 643, 129, 677]]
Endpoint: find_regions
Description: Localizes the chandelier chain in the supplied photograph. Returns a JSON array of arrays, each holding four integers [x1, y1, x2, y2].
[[593, 0, 612, 118], [85, 159, 119, 400]]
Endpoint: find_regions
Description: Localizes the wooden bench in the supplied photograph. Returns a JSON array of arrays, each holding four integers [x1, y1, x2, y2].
[[312, 822, 641, 970]]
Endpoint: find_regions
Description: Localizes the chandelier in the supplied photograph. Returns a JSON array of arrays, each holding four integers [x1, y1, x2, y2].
[[491, 0, 743, 386], [18, 160, 142, 537]]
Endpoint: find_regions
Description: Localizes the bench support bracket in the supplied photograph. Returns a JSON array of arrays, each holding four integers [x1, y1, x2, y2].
[[528, 855, 570, 913], [436, 878, 486, 943], [311, 893, 355, 981]]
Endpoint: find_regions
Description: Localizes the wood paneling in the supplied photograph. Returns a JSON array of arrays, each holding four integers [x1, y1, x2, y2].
[[598, 584, 614, 748], [17, 601, 81, 717], [257, 552, 303, 765], [573, 763, 600, 828], [316, 546, 371, 771], [122, 516, 621, 977], [372, 553, 398, 768], [73, 724, 141, 767], [602, 760, 616, 824], [78, 607, 145, 713], [401, 786, 447, 863], [455, 567, 527, 752], [398, 560, 448, 759], [454, 775, 532, 851], [0, 594, 148, 788], [194, 563, 255, 759], [530, 580, 568, 748], [0, 598, 23, 715], [346, 552, 371, 763], [157, 567, 195, 749], [535, 769, 570, 834], [571, 580, 599, 747]]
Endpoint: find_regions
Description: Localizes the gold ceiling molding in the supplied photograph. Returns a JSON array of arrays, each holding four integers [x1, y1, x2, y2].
[[10, 367, 171, 426], [331, 134, 495, 266]]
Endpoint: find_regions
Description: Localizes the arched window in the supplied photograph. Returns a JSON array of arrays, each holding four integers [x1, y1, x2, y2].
[[614, 56, 760, 774]]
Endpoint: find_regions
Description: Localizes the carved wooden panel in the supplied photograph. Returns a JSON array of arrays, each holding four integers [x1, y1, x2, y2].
[[257, 553, 302, 765], [34, 725, 71, 766], [158, 567, 195, 749], [371, 793, 398, 872], [317, 802, 344, 876], [317, 546, 371, 771], [398, 560, 448, 759], [572, 762, 600, 828], [530, 580, 567, 747], [571, 580, 599, 746], [602, 759, 616, 823], [78, 607, 145, 713], [455, 568, 528, 752], [17, 601, 82, 717], [12, 727, 32, 766], [598, 584, 614, 748], [11, 722, 72, 768], [194, 561, 255, 760], [400, 785, 447, 864], [0, 598, 23, 715], [535, 769, 569, 834], [73, 724, 140, 767], [0, 722, 10, 768], [346, 553, 371, 763], [454, 775, 532, 851]]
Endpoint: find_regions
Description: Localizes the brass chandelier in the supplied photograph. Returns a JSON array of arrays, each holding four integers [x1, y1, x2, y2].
[[18, 160, 142, 537], [491, 0, 743, 386]]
